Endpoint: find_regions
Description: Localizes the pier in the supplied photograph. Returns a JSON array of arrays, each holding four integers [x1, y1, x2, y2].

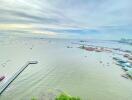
[[0, 61, 38, 95]]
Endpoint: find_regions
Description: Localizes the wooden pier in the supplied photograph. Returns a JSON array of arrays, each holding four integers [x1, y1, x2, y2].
[[0, 61, 38, 95]]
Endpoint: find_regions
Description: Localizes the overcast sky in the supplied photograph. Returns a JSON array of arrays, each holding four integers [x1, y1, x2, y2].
[[0, 0, 132, 40]]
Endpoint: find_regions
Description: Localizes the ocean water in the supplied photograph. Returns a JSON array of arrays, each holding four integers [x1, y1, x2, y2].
[[0, 37, 132, 100]]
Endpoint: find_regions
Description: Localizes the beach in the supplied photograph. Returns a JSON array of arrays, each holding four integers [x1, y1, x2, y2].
[[0, 37, 132, 100]]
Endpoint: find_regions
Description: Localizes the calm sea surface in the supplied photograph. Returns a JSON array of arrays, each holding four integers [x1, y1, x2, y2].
[[0, 37, 132, 100]]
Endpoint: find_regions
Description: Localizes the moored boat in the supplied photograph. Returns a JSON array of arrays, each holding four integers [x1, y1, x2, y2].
[[0, 76, 5, 81]]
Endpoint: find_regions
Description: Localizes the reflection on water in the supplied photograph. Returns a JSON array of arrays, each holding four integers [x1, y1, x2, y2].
[[0, 37, 132, 100]]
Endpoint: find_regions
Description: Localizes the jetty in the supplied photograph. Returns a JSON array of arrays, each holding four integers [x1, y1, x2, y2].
[[0, 61, 38, 95]]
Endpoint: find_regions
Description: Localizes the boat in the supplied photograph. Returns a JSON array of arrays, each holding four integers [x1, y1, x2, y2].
[[120, 63, 131, 67], [126, 70, 132, 78], [122, 67, 132, 71], [0, 76, 5, 81]]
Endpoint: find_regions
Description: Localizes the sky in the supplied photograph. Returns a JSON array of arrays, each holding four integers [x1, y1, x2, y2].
[[0, 0, 132, 40]]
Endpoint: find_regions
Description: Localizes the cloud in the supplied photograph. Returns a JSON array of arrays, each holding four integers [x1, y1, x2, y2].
[[0, 0, 132, 39], [0, 23, 57, 36]]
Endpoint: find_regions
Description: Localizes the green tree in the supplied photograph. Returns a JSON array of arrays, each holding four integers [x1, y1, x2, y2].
[[55, 93, 81, 100]]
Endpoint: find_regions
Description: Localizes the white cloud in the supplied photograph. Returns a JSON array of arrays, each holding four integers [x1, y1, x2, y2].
[[0, 0, 132, 39]]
